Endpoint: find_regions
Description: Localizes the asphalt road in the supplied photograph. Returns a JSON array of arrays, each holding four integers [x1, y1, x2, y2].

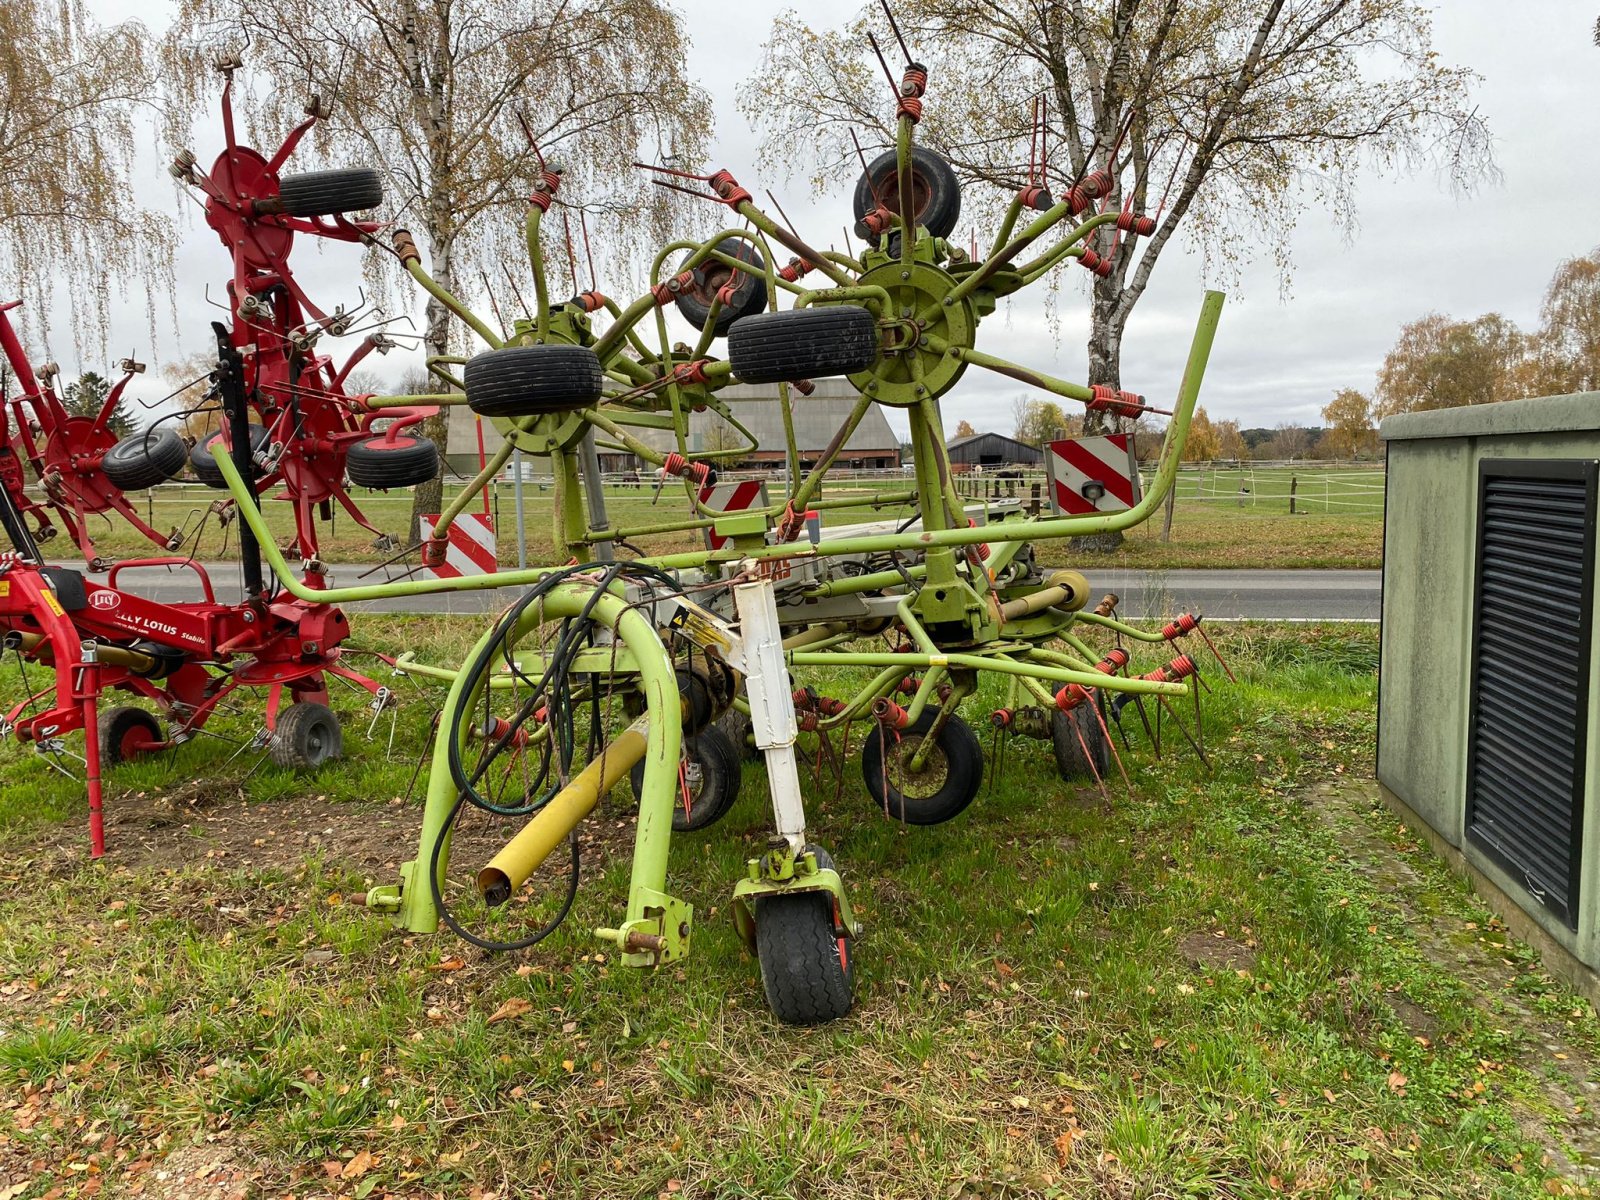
[[57, 562, 1382, 621]]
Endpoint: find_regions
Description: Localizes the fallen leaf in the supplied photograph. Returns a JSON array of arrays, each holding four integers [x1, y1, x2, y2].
[[1387, 1070, 1407, 1095], [487, 997, 532, 1025], [342, 1149, 374, 1179], [1053, 1128, 1075, 1166], [431, 957, 466, 972]]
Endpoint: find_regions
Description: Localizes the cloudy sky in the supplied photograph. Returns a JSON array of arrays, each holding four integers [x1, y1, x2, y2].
[[56, 1, 1600, 438]]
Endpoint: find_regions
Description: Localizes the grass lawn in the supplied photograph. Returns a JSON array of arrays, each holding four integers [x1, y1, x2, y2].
[[70, 475, 1383, 573], [1, 620, 1584, 1198]]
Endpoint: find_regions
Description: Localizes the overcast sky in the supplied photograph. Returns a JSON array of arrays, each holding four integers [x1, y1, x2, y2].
[[57, 0, 1600, 438]]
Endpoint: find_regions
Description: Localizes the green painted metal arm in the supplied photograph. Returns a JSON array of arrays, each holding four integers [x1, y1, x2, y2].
[[402, 259, 502, 349]]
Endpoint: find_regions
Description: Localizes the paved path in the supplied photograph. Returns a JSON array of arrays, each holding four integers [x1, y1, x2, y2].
[[57, 562, 1382, 621]]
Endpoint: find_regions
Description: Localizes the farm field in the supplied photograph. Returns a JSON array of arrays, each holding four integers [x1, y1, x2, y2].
[[1, 620, 1594, 1198], [61, 463, 1386, 573]]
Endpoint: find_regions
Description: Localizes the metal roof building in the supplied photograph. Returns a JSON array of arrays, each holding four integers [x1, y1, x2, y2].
[[945, 431, 1042, 468], [446, 378, 901, 473]]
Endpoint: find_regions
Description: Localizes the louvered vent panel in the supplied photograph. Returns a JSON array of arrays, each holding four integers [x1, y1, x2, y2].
[[1466, 463, 1597, 930]]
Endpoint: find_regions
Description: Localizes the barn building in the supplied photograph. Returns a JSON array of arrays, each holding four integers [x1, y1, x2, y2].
[[944, 431, 1042, 470], [446, 378, 901, 474]]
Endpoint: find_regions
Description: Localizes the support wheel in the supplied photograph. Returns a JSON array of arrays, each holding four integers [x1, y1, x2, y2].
[[270, 702, 343, 770], [464, 345, 603, 417], [191, 425, 270, 488], [755, 846, 855, 1025], [674, 237, 768, 337], [629, 723, 742, 832], [277, 168, 384, 217], [715, 706, 760, 762], [728, 307, 878, 385], [860, 708, 982, 825], [346, 435, 439, 489], [852, 146, 961, 241], [101, 429, 189, 490], [1051, 696, 1111, 781], [98, 706, 164, 767]]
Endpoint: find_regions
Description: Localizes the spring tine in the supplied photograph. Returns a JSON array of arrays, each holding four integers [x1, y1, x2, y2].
[[1197, 626, 1236, 683]]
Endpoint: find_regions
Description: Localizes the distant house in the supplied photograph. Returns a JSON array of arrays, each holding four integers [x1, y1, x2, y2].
[[446, 378, 900, 473], [945, 431, 1042, 470]]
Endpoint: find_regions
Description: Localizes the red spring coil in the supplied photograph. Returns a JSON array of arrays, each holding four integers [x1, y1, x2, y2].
[[872, 696, 911, 729], [1095, 647, 1130, 674], [683, 460, 711, 486], [991, 708, 1015, 730], [901, 66, 928, 97], [1077, 248, 1114, 278], [817, 695, 847, 717], [673, 359, 712, 387], [896, 674, 918, 696], [575, 290, 607, 312], [791, 379, 816, 396], [1167, 653, 1198, 679], [479, 715, 531, 749], [1162, 612, 1201, 641], [651, 270, 696, 306], [1018, 185, 1054, 211], [792, 687, 817, 710], [778, 257, 815, 283], [1054, 683, 1091, 712], [861, 206, 895, 235], [709, 170, 752, 207], [421, 538, 448, 567], [896, 95, 924, 123], [775, 500, 804, 543], [661, 451, 686, 476], [1116, 211, 1157, 236], [1065, 169, 1114, 215], [1087, 384, 1146, 419], [967, 517, 989, 559], [527, 170, 563, 211]]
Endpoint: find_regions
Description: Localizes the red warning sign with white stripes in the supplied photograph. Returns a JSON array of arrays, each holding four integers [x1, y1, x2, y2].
[[1045, 434, 1141, 516], [699, 479, 769, 550], [418, 512, 498, 577]]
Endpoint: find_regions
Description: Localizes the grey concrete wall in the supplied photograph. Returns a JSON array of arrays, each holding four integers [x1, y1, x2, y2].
[[1379, 393, 1600, 963]]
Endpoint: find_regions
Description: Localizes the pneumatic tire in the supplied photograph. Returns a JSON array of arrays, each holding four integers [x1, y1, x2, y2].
[[346, 435, 439, 489], [755, 845, 855, 1025], [277, 168, 384, 217], [101, 429, 190, 491], [728, 307, 878, 385], [860, 708, 982, 825], [463, 345, 604, 418], [98, 706, 164, 767], [1051, 695, 1111, 782], [190, 425, 270, 488], [674, 237, 768, 337], [629, 723, 742, 832], [852, 146, 961, 241], [271, 702, 343, 771]]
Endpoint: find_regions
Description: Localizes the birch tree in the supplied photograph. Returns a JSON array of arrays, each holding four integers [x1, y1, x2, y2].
[[744, 0, 1493, 425]]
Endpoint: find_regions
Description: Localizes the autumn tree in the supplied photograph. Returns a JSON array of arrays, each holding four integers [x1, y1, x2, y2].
[[953, 419, 977, 437], [1182, 406, 1220, 462], [1373, 313, 1526, 418], [745, 1, 1492, 429], [166, 0, 710, 537], [1259, 424, 1315, 461], [1525, 249, 1600, 395], [1320, 388, 1378, 458], [1012, 397, 1080, 447], [1214, 418, 1247, 462], [0, 0, 172, 351]]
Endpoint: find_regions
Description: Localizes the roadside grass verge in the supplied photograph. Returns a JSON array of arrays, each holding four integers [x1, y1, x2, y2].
[[0, 621, 1585, 1198]]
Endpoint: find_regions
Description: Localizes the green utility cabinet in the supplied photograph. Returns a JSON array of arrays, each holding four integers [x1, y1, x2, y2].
[[1380, 394, 1600, 972]]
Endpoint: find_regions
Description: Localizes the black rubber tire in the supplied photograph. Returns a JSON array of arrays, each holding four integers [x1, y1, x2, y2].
[[715, 706, 760, 762], [852, 146, 961, 241], [98, 706, 164, 767], [277, 168, 384, 217], [464, 345, 604, 418], [728, 307, 879, 385], [346, 435, 439, 489], [270, 702, 343, 770], [1052, 695, 1111, 782], [101, 429, 189, 491], [191, 425, 270, 488], [860, 708, 983, 825], [674, 238, 768, 337], [755, 845, 855, 1025], [629, 723, 742, 832]]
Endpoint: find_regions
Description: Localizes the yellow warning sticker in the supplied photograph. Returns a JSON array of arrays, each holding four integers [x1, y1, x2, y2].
[[668, 599, 732, 655], [41, 590, 63, 615]]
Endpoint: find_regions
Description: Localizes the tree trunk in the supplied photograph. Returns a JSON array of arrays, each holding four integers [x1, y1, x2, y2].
[[406, 225, 453, 545], [1069, 274, 1129, 553]]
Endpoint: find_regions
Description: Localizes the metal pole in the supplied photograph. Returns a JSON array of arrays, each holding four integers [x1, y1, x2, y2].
[[512, 447, 527, 570], [578, 427, 614, 562]]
